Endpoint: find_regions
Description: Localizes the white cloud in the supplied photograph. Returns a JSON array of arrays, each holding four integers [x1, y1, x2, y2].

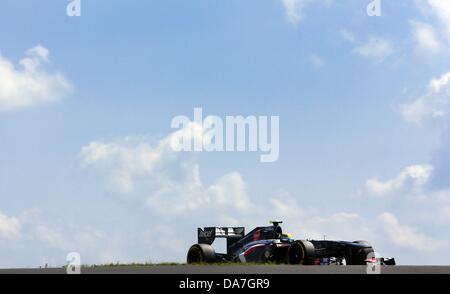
[[0, 208, 113, 267], [352, 37, 394, 62], [0, 45, 73, 112], [269, 195, 445, 254], [401, 72, 450, 125], [339, 28, 356, 43], [145, 168, 251, 215], [33, 225, 74, 251], [430, 71, 450, 93], [0, 212, 21, 239], [268, 195, 373, 242], [309, 54, 325, 69], [377, 212, 447, 252], [360, 160, 450, 255], [281, 0, 312, 25], [81, 139, 165, 193], [442, 206, 450, 219], [81, 123, 251, 214], [365, 164, 432, 197], [80, 123, 203, 193], [205, 172, 250, 211], [281, 0, 332, 26], [340, 31, 395, 63], [18, 209, 106, 253], [427, 0, 450, 41], [410, 20, 443, 55]]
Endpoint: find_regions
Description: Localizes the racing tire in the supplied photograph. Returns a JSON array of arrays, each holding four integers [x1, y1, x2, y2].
[[260, 246, 274, 263], [356, 247, 375, 265], [287, 240, 315, 265], [347, 243, 374, 265], [187, 244, 216, 264]]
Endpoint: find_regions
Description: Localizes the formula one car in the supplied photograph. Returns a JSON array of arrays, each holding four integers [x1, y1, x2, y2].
[[187, 221, 395, 265]]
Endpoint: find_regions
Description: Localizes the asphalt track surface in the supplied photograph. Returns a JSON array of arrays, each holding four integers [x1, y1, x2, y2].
[[0, 265, 449, 274]]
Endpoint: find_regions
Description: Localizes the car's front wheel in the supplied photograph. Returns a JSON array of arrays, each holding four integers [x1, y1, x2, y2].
[[287, 240, 315, 265], [346, 241, 374, 265]]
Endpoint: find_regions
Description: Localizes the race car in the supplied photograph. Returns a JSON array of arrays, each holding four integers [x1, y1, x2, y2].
[[187, 221, 395, 265]]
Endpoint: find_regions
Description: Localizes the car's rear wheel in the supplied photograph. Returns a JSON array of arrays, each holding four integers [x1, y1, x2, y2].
[[187, 244, 216, 264]]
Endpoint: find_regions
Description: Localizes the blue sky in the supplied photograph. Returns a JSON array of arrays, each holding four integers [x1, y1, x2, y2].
[[1, 0, 450, 267]]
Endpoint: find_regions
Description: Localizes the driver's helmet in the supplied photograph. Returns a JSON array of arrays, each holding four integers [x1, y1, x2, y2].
[[281, 232, 294, 241]]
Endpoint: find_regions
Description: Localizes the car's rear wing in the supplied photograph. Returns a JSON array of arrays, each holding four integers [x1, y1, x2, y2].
[[198, 227, 245, 245]]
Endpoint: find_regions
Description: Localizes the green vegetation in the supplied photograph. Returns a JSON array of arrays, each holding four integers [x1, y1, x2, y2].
[[83, 262, 281, 268]]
